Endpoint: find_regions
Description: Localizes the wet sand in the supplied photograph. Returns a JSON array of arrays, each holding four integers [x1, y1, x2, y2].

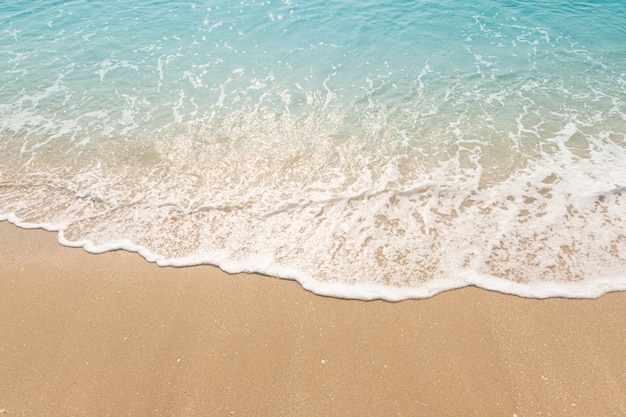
[[1, 220, 625, 416]]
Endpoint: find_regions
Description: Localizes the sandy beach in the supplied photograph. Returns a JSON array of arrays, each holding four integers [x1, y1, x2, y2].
[[0, 220, 624, 416]]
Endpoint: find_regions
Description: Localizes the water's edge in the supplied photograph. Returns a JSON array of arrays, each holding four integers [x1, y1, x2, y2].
[[4, 217, 624, 301]]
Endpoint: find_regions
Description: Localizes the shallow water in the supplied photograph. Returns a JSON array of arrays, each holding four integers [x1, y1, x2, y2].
[[1, 0, 625, 299]]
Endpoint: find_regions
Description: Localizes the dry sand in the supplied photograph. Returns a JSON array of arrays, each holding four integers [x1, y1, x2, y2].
[[0, 220, 625, 416]]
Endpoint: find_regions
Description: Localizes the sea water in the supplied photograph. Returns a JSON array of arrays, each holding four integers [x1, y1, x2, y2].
[[1, 0, 625, 300]]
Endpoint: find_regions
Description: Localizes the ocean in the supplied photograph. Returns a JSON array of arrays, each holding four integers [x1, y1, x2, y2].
[[1, 0, 625, 300]]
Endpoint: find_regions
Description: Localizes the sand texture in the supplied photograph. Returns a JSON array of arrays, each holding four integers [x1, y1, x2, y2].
[[0, 221, 625, 416]]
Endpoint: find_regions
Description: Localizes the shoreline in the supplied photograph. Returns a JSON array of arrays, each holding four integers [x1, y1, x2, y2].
[[1, 220, 625, 416]]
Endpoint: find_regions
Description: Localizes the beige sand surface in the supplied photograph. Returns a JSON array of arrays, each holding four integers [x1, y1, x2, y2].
[[0, 221, 625, 416]]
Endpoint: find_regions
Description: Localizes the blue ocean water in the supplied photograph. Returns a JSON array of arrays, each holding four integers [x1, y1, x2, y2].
[[1, 0, 625, 300]]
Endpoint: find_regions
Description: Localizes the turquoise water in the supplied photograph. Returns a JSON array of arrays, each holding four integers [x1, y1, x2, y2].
[[1, 0, 625, 299]]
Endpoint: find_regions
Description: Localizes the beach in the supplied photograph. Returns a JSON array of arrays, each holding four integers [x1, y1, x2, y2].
[[2, 1, 626, 415], [0, 220, 624, 416]]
